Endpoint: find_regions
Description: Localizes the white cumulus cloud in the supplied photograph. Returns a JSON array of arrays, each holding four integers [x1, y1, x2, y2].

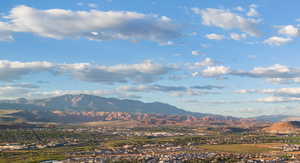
[[277, 25, 299, 37], [193, 8, 260, 36], [0, 60, 177, 84], [190, 58, 216, 68], [205, 33, 224, 40], [230, 33, 247, 40], [247, 7, 259, 17], [263, 36, 292, 46], [201, 66, 231, 77], [191, 50, 203, 56], [0, 5, 180, 43]]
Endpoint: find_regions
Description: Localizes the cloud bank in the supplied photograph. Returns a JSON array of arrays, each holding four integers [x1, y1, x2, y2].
[[0, 5, 180, 44], [0, 60, 177, 84]]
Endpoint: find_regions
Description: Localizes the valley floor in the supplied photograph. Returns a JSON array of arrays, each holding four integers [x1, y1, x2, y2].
[[1, 124, 300, 162]]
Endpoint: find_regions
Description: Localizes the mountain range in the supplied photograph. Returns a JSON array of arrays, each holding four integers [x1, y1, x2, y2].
[[0, 94, 296, 123], [0, 94, 209, 116]]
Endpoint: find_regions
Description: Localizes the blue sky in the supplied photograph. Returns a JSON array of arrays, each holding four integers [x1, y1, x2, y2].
[[1, 0, 300, 117]]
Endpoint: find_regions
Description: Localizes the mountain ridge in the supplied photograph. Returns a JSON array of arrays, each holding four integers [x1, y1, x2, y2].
[[1, 94, 297, 122], [0, 94, 205, 116]]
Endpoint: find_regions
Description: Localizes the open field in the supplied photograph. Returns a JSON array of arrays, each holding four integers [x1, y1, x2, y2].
[[198, 143, 282, 153], [80, 120, 142, 127], [0, 109, 20, 115], [0, 145, 96, 163], [104, 137, 177, 148], [0, 149, 65, 163], [103, 136, 208, 148]]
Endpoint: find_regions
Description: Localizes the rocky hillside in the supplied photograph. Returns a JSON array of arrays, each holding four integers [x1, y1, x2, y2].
[[5, 110, 248, 127], [262, 121, 300, 134]]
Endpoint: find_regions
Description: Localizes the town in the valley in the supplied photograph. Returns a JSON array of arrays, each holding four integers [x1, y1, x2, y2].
[[1, 114, 300, 163]]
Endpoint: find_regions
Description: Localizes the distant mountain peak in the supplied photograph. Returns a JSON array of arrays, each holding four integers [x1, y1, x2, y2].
[[0, 94, 192, 115]]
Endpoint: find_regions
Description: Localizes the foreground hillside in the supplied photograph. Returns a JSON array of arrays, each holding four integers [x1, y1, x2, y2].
[[263, 121, 300, 134]]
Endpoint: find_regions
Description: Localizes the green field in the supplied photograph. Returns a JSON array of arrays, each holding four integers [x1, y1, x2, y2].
[[0, 145, 96, 163], [198, 144, 280, 153], [103, 136, 207, 147]]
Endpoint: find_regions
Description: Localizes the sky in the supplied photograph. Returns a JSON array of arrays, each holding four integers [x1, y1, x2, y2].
[[1, 0, 300, 117]]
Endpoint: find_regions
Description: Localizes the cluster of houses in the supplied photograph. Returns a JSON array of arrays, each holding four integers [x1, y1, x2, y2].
[[56, 152, 291, 163], [56, 142, 297, 162], [4, 127, 300, 162], [283, 144, 300, 152], [0, 141, 78, 151]]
